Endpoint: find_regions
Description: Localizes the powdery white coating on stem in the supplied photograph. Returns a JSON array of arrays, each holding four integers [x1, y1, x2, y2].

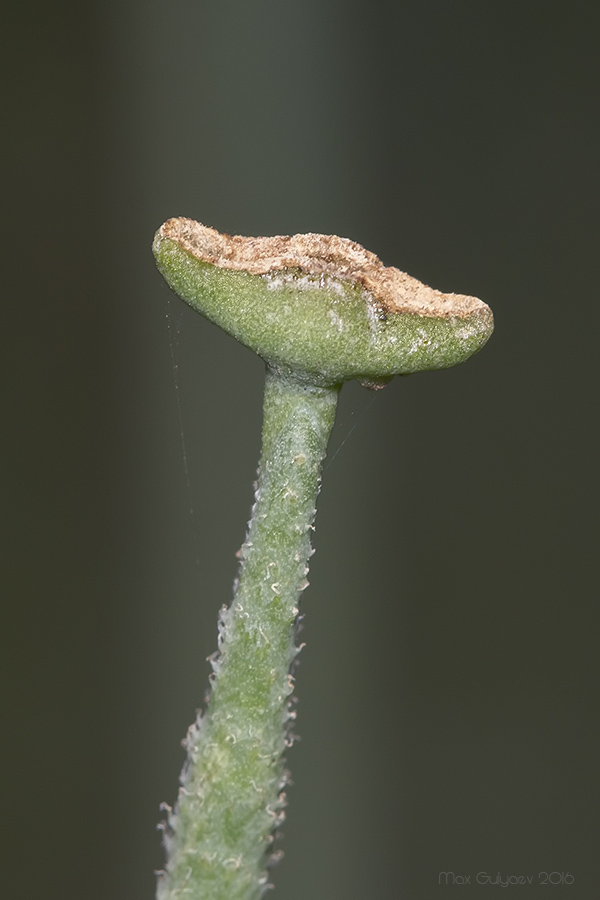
[[156, 373, 340, 900], [159, 218, 489, 320]]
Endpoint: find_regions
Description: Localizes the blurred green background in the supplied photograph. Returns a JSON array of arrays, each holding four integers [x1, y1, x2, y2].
[[4, 1, 599, 898]]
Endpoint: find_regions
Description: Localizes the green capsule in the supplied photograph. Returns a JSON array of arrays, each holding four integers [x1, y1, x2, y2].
[[153, 218, 493, 387]]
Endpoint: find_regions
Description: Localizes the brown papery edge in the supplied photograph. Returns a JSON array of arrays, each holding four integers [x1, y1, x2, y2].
[[159, 218, 490, 320]]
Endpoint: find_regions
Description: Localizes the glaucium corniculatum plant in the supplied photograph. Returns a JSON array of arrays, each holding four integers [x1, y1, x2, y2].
[[152, 218, 494, 900]]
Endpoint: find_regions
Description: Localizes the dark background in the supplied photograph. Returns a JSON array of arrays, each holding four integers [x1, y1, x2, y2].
[[4, 2, 599, 898]]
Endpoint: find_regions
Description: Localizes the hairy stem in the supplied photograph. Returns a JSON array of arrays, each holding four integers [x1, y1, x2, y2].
[[157, 368, 340, 900]]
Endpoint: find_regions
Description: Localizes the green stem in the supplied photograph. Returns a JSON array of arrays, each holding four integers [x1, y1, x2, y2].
[[157, 368, 340, 900]]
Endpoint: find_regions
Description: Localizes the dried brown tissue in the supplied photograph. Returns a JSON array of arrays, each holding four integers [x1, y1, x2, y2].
[[159, 218, 492, 322]]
